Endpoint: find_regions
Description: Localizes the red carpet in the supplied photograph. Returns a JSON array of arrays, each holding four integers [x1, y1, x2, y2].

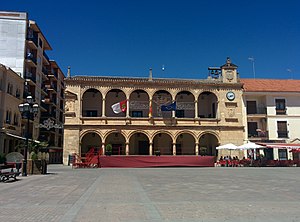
[[94, 156, 215, 168]]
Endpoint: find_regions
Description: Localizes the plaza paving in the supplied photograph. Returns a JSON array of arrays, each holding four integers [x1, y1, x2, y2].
[[0, 165, 300, 222]]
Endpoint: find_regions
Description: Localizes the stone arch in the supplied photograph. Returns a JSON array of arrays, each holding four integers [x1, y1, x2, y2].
[[175, 132, 196, 155], [198, 91, 218, 118], [129, 132, 150, 155], [80, 131, 102, 156], [105, 132, 126, 155], [82, 88, 102, 117], [129, 89, 150, 118], [198, 132, 219, 156], [105, 89, 126, 117], [175, 90, 195, 118], [152, 90, 173, 118], [152, 131, 173, 155]]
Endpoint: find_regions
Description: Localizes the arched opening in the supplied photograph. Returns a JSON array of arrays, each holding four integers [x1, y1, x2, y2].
[[153, 133, 173, 155], [129, 132, 150, 155], [152, 90, 172, 118], [176, 133, 195, 155], [82, 88, 102, 117], [106, 89, 126, 117], [129, 90, 149, 118], [105, 132, 126, 155], [199, 133, 218, 156], [198, 92, 218, 118], [175, 91, 195, 118], [80, 132, 102, 157]]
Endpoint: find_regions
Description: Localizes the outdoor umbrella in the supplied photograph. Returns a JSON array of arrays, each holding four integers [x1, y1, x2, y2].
[[216, 143, 238, 156], [237, 142, 265, 160]]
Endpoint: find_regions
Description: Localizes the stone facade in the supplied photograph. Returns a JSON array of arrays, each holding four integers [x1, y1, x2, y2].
[[63, 58, 245, 164]]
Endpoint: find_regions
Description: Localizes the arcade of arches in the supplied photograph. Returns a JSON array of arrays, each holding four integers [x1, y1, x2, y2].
[[82, 89, 218, 119], [80, 131, 219, 157]]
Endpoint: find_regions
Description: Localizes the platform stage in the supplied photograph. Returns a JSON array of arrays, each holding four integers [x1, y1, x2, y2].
[[95, 156, 215, 168]]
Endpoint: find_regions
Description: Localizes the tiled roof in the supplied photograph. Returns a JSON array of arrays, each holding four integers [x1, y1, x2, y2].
[[241, 79, 300, 92]]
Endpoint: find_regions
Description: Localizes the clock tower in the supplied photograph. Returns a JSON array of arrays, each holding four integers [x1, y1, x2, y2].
[[221, 57, 238, 83]]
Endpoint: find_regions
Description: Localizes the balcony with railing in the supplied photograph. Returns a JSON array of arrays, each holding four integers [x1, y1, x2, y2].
[[276, 108, 286, 115], [26, 30, 38, 48], [24, 72, 36, 83], [248, 130, 269, 140], [26, 52, 37, 65], [247, 107, 267, 115]]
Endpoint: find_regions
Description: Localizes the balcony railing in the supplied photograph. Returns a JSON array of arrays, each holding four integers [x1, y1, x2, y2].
[[25, 72, 36, 82], [248, 131, 269, 138], [276, 108, 286, 115], [26, 53, 37, 64], [27, 35, 38, 47], [247, 107, 267, 115]]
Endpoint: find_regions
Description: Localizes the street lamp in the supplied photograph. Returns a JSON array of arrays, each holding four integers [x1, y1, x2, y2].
[[18, 95, 39, 176]]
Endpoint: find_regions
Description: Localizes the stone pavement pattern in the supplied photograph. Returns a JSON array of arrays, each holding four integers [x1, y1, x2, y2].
[[0, 166, 300, 222]]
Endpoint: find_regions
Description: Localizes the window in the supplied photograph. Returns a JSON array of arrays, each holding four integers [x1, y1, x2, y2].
[[6, 110, 11, 124], [13, 113, 18, 126], [275, 99, 286, 115], [248, 122, 258, 137], [277, 121, 288, 138], [278, 149, 288, 160], [131, 111, 143, 117], [247, 101, 257, 114]]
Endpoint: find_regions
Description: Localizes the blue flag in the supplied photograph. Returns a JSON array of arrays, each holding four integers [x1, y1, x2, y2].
[[161, 102, 176, 111]]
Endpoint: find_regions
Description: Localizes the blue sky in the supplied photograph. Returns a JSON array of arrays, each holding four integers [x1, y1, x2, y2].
[[2, 0, 300, 79]]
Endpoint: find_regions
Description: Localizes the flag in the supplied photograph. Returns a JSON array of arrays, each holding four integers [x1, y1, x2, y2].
[[111, 100, 127, 114], [161, 102, 176, 111]]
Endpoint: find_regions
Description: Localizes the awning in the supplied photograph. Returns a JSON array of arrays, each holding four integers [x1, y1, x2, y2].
[[258, 143, 300, 149], [5, 132, 40, 143]]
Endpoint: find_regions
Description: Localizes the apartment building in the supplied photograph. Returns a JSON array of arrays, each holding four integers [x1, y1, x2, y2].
[[241, 79, 300, 160], [0, 11, 64, 163], [0, 64, 24, 154]]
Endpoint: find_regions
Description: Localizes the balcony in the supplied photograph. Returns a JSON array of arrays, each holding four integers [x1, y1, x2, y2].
[[248, 130, 269, 140], [247, 107, 266, 115], [26, 53, 37, 67], [42, 66, 49, 75], [27, 34, 38, 48], [45, 83, 57, 93], [276, 108, 286, 115], [24, 72, 36, 83]]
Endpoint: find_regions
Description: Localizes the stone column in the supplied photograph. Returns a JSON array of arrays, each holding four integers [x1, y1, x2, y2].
[[126, 99, 130, 118], [173, 143, 176, 155], [149, 99, 152, 118], [149, 142, 153, 156], [195, 143, 199, 156], [101, 143, 105, 155], [195, 100, 198, 118], [126, 142, 129, 155], [102, 98, 106, 117]]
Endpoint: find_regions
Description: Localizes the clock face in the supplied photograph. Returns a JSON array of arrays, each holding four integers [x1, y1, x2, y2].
[[226, 91, 235, 101]]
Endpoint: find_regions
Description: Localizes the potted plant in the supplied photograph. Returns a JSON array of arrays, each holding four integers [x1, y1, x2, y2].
[[105, 144, 112, 156]]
